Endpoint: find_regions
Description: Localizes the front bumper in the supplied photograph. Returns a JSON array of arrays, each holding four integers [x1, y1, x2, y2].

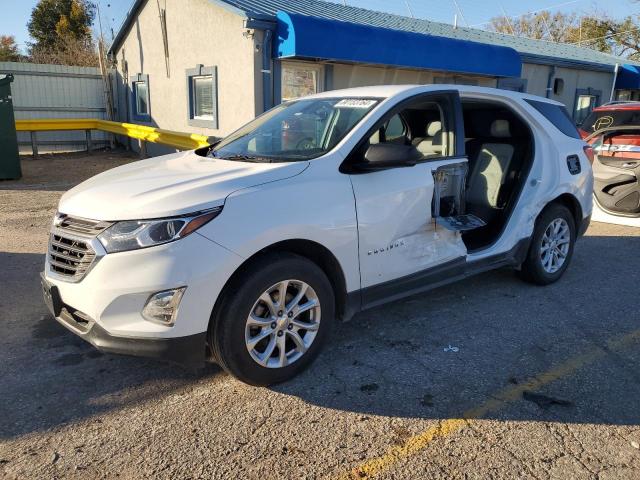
[[42, 231, 244, 366], [42, 272, 207, 367]]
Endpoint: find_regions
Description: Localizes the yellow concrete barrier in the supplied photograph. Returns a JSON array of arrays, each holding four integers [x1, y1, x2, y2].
[[15, 118, 210, 151]]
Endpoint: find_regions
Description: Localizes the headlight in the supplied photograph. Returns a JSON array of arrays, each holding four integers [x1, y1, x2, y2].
[[97, 207, 222, 253]]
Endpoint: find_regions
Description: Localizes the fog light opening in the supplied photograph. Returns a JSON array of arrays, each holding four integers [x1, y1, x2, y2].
[[142, 287, 186, 326]]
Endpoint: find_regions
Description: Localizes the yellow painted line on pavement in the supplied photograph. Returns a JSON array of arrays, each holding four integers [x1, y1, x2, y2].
[[338, 329, 640, 480]]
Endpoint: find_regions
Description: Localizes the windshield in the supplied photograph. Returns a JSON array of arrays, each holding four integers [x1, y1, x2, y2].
[[580, 108, 640, 133], [210, 97, 380, 162]]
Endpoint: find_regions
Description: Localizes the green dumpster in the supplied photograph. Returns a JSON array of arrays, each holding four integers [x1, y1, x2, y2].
[[0, 74, 21, 180]]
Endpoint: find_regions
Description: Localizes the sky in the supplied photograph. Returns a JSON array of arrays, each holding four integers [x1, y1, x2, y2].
[[1, 0, 637, 54]]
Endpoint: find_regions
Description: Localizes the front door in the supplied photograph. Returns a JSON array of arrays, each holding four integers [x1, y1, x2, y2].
[[347, 92, 469, 293]]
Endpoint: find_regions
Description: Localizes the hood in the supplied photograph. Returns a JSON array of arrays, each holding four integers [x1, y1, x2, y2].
[[59, 151, 309, 221]]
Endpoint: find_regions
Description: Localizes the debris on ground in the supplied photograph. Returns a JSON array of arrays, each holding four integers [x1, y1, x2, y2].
[[420, 394, 435, 407], [522, 391, 573, 410], [359, 383, 379, 393]]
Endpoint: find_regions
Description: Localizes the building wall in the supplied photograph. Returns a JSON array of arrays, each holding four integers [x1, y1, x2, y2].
[[113, 0, 259, 154], [0, 62, 110, 154], [109, 0, 618, 157], [521, 62, 614, 117], [331, 63, 497, 89]]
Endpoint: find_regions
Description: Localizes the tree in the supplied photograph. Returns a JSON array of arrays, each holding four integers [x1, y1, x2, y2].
[[490, 10, 640, 60], [27, 0, 98, 67], [0, 35, 21, 62], [490, 11, 578, 43], [577, 16, 640, 60], [29, 36, 99, 66], [28, 0, 95, 49]]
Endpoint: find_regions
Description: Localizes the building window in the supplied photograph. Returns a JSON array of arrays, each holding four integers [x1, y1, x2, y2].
[[281, 63, 323, 102], [616, 90, 634, 101], [574, 88, 601, 125], [131, 74, 150, 121], [186, 65, 218, 128], [135, 82, 149, 115]]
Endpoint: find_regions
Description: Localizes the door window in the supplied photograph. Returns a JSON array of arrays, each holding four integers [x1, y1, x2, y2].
[[366, 102, 448, 159], [369, 114, 407, 145], [384, 114, 406, 141]]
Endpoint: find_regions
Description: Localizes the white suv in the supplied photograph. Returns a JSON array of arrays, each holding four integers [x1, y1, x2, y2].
[[42, 85, 593, 385]]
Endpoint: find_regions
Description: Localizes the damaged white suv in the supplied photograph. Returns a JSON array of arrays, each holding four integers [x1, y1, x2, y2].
[[42, 85, 593, 385]]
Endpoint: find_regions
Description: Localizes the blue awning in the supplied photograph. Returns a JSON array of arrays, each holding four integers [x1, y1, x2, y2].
[[616, 64, 640, 90], [275, 11, 522, 78]]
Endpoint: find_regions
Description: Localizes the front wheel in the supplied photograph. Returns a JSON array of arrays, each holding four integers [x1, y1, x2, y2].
[[518, 204, 576, 285], [210, 253, 334, 386]]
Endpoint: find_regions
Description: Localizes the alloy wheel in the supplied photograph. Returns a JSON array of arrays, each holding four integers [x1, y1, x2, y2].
[[245, 280, 321, 369], [540, 218, 571, 274]]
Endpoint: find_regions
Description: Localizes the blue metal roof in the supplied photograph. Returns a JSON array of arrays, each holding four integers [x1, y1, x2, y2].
[[110, 0, 636, 73], [220, 0, 632, 72], [276, 11, 521, 78]]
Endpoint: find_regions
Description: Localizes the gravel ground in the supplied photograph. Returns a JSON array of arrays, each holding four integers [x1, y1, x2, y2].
[[1, 152, 640, 479]]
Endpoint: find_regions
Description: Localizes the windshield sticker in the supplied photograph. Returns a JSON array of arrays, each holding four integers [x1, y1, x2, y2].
[[335, 99, 377, 109]]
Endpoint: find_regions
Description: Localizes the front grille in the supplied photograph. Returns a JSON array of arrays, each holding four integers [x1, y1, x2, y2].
[[49, 234, 96, 279], [48, 214, 110, 281], [56, 215, 112, 236]]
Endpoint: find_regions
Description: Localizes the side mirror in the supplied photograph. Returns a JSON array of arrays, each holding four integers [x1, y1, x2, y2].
[[354, 143, 422, 172]]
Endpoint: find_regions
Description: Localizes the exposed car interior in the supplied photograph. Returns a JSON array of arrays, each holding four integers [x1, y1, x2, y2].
[[580, 108, 640, 217], [358, 98, 535, 252], [461, 100, 534, 251]]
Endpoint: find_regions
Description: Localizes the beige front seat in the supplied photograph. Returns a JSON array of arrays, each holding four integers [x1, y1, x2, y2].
[[466, 119, 515, 212], [413, 121, 443, 157]]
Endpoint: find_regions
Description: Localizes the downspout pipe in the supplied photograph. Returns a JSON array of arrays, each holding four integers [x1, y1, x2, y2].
[[262, 28, 273, 112], [244, 17, 277, 113], [610, 63, 620, 102], [546, 66, 556, 99]]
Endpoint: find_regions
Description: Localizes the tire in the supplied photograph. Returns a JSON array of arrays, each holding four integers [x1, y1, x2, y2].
[[209, 252, 334, 386], [518, 203, 576, 286]]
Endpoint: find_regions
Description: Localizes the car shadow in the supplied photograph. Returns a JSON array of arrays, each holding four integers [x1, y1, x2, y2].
[[274, 230, 640, 427], [1, 228, 639, 441], [0, 251, 222, 441]]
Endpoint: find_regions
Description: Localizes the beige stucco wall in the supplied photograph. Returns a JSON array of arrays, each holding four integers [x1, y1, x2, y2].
[[110, 0, 616, 154], [521, 62, 614, 115], [113, 0, 259, 141], [331, 63, 498, 89]]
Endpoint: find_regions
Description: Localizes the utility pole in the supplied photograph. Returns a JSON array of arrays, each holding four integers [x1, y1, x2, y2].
[[451, 0, 468, 27], [539, 13, 557, 42], [579, 18, 583, 46], [404, 1, 414, 18], [500, 5, 515, 36]]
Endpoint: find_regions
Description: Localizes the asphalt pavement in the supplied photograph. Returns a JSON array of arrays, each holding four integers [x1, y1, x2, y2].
[[1, 152, 639, 479]]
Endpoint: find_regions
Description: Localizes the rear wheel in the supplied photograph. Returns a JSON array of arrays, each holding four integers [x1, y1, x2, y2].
[[518, 204, 576, 285], [210, 253, 334, 386]]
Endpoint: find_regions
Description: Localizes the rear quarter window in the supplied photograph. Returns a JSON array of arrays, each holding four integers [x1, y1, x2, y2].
[[525, 100, 582, 139]]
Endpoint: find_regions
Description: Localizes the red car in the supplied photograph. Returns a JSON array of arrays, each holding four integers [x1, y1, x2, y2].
[[579, 102, 640, 217]]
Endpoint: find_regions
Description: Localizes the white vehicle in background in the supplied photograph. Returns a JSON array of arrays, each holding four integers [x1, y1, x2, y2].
[[41, 85, 593, 386]]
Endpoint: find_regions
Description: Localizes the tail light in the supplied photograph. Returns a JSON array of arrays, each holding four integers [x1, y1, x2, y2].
[[583, 145, 595, 164]]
